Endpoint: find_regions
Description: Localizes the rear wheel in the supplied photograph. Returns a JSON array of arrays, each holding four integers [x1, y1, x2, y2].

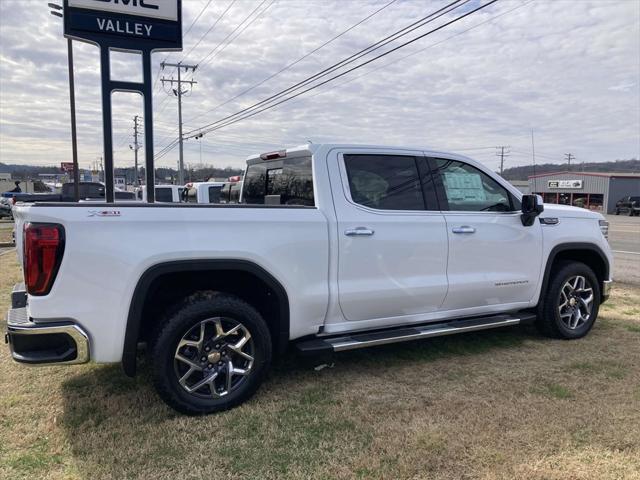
[[537, 261, 600, 339], [151, 292, 272, 414]]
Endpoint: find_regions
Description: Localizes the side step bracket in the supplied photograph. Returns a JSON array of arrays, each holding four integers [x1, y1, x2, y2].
[[296, 313, 536, 355]]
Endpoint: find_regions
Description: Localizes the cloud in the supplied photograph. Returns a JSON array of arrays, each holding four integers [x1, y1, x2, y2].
[[0, 0, 638, 172]]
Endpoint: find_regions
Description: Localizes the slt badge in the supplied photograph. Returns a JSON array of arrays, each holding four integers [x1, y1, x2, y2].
[[88, 210, 121, 217]]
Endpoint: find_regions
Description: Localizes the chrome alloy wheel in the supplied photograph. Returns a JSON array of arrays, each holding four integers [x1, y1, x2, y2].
[[173, 317, 254, 398], [558, 275, 594, 330]]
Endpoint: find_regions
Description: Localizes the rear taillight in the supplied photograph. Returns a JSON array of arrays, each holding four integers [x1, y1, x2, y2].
[[23, 223, 65, 296]]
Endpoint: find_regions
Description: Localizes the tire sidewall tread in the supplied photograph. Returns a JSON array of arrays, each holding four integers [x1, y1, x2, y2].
[[150, 291, 272, 415], [537, 261, 601, 339]]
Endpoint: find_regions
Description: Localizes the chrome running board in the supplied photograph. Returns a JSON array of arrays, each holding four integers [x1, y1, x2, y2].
[[296, 313, 535, 354]]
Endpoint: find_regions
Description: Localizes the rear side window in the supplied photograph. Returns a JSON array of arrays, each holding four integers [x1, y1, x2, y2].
[[242, 156, 314, 206], [343, 154, 425, 210], [155, 187, 173, 202], [208, 186, 222, 203], [433, 158, 514, 212]]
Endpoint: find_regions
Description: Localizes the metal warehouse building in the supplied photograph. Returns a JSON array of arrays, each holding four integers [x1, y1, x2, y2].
[[528, 171, 640, 214]]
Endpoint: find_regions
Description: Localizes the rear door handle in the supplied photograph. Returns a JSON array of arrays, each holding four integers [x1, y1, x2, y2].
[[345, 227, 375, 237], [452, 226, 476, 234]]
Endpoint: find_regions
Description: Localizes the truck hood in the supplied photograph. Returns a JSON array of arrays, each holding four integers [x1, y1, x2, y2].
[[541, 203, 604, 220]]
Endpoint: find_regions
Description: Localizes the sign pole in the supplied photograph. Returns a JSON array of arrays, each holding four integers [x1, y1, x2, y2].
[[142, 50, 155, 202], [67, 38, 80, 201], [62, 0, 182, 203], [99, 46, 115, 203]]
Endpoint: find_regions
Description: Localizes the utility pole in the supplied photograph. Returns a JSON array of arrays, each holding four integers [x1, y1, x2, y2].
[[496, 145, 510, 176], [160, 61, 197, 185], [565, 153, 575, 171], [130, 115, 142, 186]]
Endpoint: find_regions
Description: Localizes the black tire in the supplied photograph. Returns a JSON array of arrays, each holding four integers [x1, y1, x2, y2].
[[614, 209, 619, 215], [150, 291, 272, 414], [536, 261, 600, 339]]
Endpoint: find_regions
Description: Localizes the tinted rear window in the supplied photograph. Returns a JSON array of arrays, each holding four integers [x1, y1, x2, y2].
[[242, 156, 314, 206]]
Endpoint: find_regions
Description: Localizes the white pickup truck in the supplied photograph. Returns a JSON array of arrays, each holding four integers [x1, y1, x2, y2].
[[6, 144, 613, 414]]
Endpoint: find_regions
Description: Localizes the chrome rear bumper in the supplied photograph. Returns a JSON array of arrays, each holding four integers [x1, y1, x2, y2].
[[5, 284, 90, 365]]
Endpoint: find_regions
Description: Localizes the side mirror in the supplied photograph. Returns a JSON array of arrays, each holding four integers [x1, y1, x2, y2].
[[521, 194, 544, 226]]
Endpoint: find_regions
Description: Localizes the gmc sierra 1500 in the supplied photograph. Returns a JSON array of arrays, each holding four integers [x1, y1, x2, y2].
[[5, 144, 613, 414]]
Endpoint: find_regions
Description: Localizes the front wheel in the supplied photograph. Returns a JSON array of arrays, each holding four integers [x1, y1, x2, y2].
[[151, 292, 272, 414], [537, 261, 600, 339]]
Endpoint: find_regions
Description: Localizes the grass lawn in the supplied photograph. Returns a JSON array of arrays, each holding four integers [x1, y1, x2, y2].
[[1, 251, 639, 479], [0, 224, 13, 244]]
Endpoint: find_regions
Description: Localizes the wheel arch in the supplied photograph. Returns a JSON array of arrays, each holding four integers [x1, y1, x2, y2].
[[539, 242, 610, 307], [122, 259, 290, 377]]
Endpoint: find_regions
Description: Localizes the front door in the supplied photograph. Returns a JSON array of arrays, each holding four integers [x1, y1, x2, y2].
[[333, 150, 449, 324], [429, 157, 543, 311]]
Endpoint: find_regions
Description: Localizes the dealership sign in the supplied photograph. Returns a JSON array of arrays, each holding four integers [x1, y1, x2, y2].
[[548, 180, 583, 189], [59, 0, 182, 203], [64, 0, 181, 49]]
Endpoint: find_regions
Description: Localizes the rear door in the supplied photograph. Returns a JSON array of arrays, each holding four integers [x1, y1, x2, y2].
[[332, 149, 449, 324], [429, 157, 542, 311]]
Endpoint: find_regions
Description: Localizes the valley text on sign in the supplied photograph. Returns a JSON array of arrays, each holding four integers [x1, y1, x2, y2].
[[64, 0, 181, 50], [548, 180, 583, 189]]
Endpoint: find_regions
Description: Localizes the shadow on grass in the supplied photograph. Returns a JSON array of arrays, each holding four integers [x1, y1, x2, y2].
[[58, 324, 538, 478]]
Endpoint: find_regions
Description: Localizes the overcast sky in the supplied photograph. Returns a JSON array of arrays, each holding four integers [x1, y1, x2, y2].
[[0, 0, 638, 172]]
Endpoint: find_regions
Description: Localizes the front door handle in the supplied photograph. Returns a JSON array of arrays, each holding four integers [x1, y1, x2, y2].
[[452, 225, 476, 234], [345, 227, 375, 237]]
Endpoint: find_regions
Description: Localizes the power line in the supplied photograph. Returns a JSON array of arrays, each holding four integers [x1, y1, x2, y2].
[[187, 0, 497, 139], [153, 0, 221, 92], [197, 0, 276, 69], [496, 145, 510, 175], [160, 62, 198, 183], [186, 0, 399, 124], [565, 152, 575, 170], [183, 0, 215, 38], [198, 0, 270, 68], [185, 0, 470, 138], [289, 0, 534, 111], [182, 0, 237, 62]]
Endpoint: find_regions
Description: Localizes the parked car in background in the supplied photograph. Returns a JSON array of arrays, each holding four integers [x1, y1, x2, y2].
[[219, 181, 243, 204], [614, 196, 640, 216], [182, 181, 225, 203], [137, 185, 184, 203], [4, 182, 115, 203]]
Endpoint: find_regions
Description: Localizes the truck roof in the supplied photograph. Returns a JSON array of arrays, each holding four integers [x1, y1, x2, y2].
[[245, 143, 482, 167]]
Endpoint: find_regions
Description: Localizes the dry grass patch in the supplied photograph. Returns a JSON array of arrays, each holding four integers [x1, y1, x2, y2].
[[1, 253, 639, 479]]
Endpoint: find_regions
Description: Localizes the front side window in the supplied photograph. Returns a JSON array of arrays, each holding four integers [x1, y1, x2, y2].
[[433, 159, 513, 212], [343, 154, 425, 210]]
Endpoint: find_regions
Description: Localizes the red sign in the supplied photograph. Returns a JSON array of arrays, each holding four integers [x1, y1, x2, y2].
[[61, 162, 75, 172]]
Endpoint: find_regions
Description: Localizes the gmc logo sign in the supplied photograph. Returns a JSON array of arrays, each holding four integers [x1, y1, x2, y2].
[[95, 0, 159, 10], [68, 0, 178, 21]]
